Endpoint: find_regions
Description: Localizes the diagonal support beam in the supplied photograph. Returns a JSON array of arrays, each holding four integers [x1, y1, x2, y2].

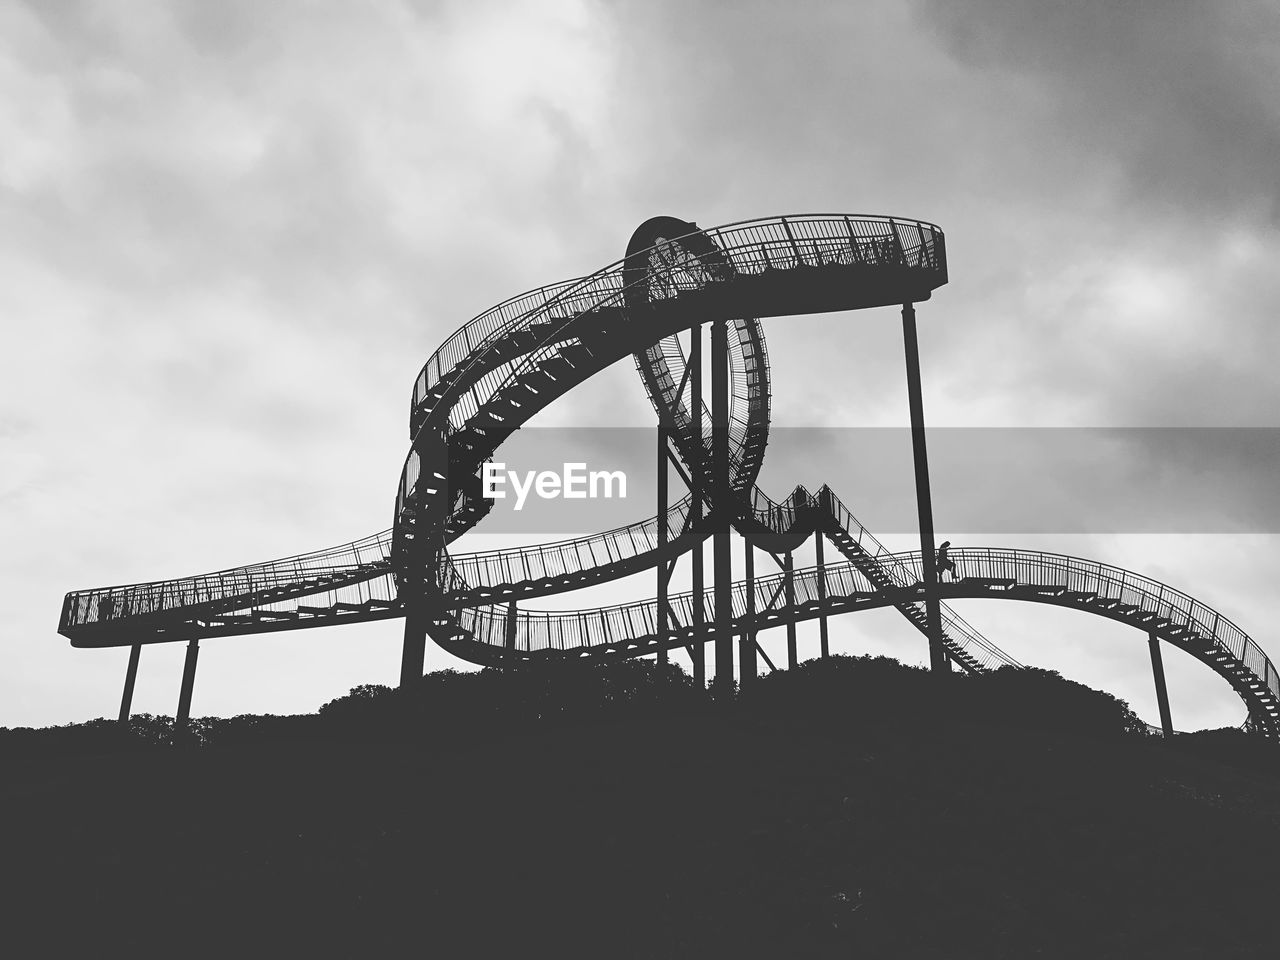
[[755, 640, 777, 673], [763, 577, 787, 613], [672, 351, 694, 416], [118, 643, 141, 724], [1149, 633, 1174, 737], [666, 445, 694, 493], [175, 638, 200, 735], [901, 300, 948, 673]]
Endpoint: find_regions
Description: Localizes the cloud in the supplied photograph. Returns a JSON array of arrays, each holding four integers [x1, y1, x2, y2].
[[915, 0, 1280, 225]]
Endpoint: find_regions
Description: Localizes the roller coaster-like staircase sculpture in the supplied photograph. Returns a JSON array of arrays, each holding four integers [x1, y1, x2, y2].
[[58, 214, 1280, 739]]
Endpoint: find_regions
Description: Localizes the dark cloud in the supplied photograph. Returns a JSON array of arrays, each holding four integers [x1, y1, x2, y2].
[[915, 0, 1280, 224]]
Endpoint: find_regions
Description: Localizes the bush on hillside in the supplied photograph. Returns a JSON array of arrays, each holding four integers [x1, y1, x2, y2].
[[956, 666, 1148, 738], [317, 660, 706, 740], [1170, 726, 1280, 769], [738, 657, 1147, 739], [0, 655, 1222, 759]]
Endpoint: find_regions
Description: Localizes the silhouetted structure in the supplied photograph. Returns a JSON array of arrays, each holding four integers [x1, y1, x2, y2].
[[57, 214, 1279, 739]]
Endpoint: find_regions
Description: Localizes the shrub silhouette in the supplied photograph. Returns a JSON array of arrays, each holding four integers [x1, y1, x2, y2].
[[6, 655, 1280, 958], [0, 655, 1228, 759], [956, 665, 1147, 738], [1171, 726, 1280, 769], [738, 657, 1146, 738], [739, 654, 932, 728], [323, 660, 707, 741]]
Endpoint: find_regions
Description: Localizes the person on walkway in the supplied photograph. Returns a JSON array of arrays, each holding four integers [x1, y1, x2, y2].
[[936, 541, 959, 581]]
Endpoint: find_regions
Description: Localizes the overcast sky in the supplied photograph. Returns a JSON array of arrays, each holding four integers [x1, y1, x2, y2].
[[3, 0, 1278, 731]]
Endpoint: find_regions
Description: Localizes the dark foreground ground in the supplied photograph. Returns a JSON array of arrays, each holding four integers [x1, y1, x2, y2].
[[5, 658, 1280, 958]]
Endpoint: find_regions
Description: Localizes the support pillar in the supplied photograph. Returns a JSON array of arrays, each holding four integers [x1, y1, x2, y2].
[[815, 531, 829, 659], [1148, 633, 1174, 737], [785, 551, 797, 669], [711, 317, 734, 692], [401, 425, 446, 688], [740, 539, 757, 688], [400, 606, 427, 687], [505, 600, 518, 661], [175, 638, 199, 731], [657, 423, 669, 674], [118, 642, 141, 724], [901, 301, 949, 673], [690, 320, 706, 690]]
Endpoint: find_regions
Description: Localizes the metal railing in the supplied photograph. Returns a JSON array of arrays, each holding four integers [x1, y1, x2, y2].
[[440, 546, 1270, 704], [407, 214, 942, 420], [448, 548, 993, 657], [60, 529, 394, 630], [445, 495, 696, 592], [814, 486, 994, 655], [395, 215, 944, 532], [938, 547, 1280, 703], [634, 313, 771, 496], [456, 555, 883, 654]]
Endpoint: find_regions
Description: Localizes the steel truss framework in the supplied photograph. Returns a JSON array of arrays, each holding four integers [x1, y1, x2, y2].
[[58, 214, 1280, 738]]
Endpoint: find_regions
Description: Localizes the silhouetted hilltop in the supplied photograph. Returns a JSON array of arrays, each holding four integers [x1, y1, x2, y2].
[[0, 657, 1162, 760], [4, 656, 1280, 957]]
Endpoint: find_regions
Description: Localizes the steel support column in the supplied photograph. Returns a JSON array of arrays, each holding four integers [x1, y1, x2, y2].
[[175, 638, 199, 731], [505, 600, 518, 661], [118, 642, 141, 724], [784, 551, 797, 669], [711, 317, 734, 692], [1148, 633, 1174, 737], [401, 425, 445, 688], [690, 320, 706, 690], [657, 423, 669, 675], [901, 301, 949, 673], [740, 539, 757, 688], [815, 531, 829, 659], [400, 605, 427, 687]]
